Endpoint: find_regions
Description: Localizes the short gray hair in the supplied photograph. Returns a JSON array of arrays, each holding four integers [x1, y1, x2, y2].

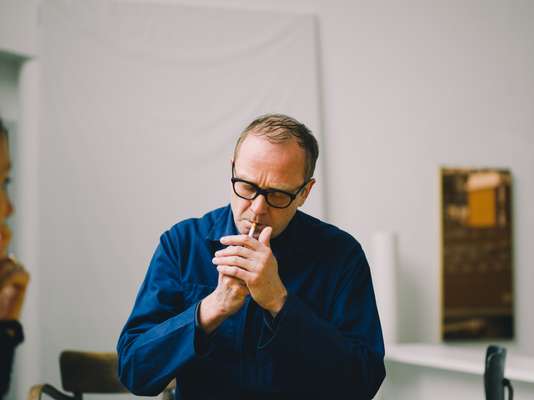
[[233, 114, 319, 181]]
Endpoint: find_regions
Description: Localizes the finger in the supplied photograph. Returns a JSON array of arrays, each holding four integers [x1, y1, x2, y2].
[[220, 273, 247, 287], [0, 259, 17, 284], [212, 255, 254, 271], [4, 274, 29, 288], [214, 245, 254, 259], [0, 261, 29, 289], [220, 235, 258, 249], [217, 265, 253, 283], [259, 226, 272, 248]]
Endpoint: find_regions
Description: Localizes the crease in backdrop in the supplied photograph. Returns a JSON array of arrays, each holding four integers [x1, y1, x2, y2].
[[30, 0, 324, 392]]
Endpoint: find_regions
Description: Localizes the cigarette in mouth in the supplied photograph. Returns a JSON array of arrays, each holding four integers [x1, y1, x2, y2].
[[248, 222, 257, 238]]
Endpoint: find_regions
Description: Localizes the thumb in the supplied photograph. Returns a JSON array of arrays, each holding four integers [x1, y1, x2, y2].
[[259, 226, 272, 247]]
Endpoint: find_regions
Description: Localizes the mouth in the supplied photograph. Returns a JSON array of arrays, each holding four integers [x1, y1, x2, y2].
[[247, 221, 265, 236]]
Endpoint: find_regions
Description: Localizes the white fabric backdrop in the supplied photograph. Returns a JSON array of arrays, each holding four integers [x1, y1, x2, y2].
[[36, 0, 323, 388]]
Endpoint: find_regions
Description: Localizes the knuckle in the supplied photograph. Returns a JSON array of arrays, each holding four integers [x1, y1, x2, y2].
[[231, 283, 242, 293]]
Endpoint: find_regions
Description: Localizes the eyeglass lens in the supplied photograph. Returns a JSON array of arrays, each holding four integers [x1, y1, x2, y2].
[[233, 181, 292, 208]]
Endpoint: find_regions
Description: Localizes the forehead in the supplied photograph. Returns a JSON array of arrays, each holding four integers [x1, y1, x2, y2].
[[234, 134, 306, 185]]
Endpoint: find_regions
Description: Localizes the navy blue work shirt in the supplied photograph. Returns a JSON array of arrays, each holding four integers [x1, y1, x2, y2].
[[117, 205, 385, 399]]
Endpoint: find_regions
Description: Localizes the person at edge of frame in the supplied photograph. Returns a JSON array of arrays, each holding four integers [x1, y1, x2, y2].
[[0, 116, 30, 400]]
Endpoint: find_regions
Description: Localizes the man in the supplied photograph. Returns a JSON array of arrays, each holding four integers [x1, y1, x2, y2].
[[117, 114, 385, 399]]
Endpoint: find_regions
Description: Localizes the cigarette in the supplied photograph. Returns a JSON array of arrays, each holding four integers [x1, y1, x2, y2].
[[248, 222, 257, 238]]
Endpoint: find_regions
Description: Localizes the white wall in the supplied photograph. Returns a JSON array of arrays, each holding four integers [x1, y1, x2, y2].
[[157, 0, 534, 351], [0, 55, 20, 121], [0, 0, 39, 57], [2, 0, 534, 399]]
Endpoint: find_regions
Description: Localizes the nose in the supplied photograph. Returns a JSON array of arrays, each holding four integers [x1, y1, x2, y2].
[[1, 190, 13, 219], [250, 193, 268, 216]]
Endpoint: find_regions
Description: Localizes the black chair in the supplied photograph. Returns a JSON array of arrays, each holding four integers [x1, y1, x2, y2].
[[484, 345, 513, 400]]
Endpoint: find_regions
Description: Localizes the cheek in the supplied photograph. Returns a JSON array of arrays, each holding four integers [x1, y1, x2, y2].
[[230, 194, 249, 216]]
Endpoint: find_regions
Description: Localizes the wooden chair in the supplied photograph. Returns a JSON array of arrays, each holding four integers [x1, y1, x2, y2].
[[27, 350, 175, 400]]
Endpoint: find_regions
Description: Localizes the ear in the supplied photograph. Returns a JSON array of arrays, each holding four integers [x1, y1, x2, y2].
[[296, 179, 315, 207]]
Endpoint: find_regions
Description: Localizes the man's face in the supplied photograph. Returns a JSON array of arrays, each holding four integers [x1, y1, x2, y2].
[[0, 134, 13, 257], [230, 133, 314, 239]]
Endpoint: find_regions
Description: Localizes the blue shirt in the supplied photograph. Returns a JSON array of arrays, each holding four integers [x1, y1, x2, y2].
[[117, 205, 385, 399]]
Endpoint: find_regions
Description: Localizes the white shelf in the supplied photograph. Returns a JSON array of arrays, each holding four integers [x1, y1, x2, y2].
[[386, 343, 534, 384]]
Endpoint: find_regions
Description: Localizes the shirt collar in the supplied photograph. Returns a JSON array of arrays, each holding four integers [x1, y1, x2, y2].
[[206, 204, 239, 242]]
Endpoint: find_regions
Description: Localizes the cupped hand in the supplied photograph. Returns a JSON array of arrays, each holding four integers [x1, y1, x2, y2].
[[213, 227, 287, 316], [0, 257, 30, 320]]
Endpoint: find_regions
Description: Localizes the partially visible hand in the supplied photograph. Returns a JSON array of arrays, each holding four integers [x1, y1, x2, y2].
[[211, 272, 250, 316], [0, 257, 30, 320], [213, 226, 287, 317], [198, 272, 249, 334]]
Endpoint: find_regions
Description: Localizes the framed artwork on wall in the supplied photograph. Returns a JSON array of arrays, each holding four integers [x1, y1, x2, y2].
[[441, 167, 513, 340]]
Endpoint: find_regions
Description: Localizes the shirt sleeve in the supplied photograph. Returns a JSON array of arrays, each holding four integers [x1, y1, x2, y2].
[[116, 233, 211, 396], [194, 301, 215, 356], [258, 245, 386, 399]]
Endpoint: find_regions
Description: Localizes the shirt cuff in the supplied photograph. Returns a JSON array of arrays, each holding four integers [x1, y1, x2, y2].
[[259, 296, 290, 349], [193, 301, 214, 357], [263, 308, 282, 333]]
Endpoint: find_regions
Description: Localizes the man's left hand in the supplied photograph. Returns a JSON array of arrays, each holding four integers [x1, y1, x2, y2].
[[213, 227, 287, 317]]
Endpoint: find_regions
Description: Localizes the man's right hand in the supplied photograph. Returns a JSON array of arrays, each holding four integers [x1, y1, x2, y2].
[[198, 272, 249, 334]]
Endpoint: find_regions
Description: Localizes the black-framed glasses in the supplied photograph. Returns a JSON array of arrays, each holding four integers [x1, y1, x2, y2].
[[231, 163, 310, 209]]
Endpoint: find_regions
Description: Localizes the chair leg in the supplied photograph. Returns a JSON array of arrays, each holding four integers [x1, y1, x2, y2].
[[503, 378, 513, 400]]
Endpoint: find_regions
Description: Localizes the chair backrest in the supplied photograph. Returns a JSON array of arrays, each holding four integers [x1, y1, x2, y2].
[[484, 345, 513, 400], [27, 350, 175, 400], [59, 351, 128, 396]]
